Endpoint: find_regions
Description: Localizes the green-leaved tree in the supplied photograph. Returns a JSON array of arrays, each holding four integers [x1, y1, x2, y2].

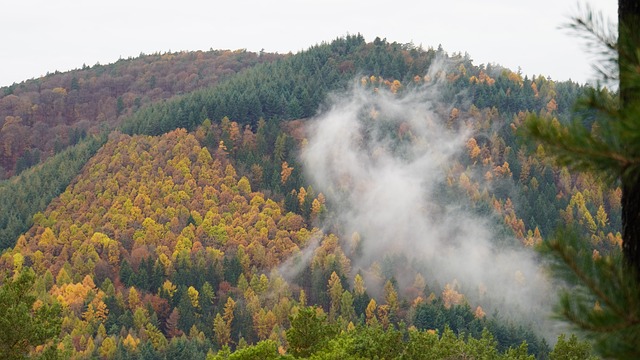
[[0, 269, 62, 360]]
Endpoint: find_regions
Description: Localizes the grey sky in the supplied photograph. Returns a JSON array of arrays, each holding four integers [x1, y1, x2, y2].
[[1, 0, 616, 88]]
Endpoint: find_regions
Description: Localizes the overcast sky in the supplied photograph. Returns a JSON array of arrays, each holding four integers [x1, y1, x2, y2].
[[1, 0, 617, 88]]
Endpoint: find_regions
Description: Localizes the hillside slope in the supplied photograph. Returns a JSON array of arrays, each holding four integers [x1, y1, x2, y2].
[[0, 49, 281, 178], [10, 129, 310, 277], [0, 36, 616, 359], [1, 128, 555, 358]]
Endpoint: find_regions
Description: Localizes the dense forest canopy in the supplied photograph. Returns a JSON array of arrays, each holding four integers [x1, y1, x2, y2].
[[0, 36, 612, 359], [0, 49, 282, 179]]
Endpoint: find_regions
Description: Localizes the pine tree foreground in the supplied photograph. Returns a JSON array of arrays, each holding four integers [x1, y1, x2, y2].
[[525, 1, 640, 358]]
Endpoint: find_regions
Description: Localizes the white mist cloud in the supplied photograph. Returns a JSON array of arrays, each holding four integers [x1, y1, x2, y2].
[[301, 73, 555, 330]]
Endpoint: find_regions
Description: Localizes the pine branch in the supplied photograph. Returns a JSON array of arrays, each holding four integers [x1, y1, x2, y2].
[[544, 233, 625, 318], [562, 4, 618, 81], [525, 115, 632, 178], [541, 229, 640, 351]]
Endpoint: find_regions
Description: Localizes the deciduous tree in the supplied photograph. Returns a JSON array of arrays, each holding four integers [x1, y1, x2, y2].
[[0, 269, 61, 359]]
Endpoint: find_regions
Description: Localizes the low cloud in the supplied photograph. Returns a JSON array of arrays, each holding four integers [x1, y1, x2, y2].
[[301, 72, 555, 332]]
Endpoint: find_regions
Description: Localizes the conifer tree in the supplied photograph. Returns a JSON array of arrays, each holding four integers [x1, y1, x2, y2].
[[525, 2, 640, 358]]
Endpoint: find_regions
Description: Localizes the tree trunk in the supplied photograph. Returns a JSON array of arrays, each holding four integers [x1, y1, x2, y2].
[[619, 0, 640, 274], [622, 180, 640, 274], [618, 0, 640, 106]]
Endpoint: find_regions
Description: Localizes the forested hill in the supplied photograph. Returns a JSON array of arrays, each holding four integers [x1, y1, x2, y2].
[[117, 35, 619, 251], [0, 49, 282, 178], [1, 129, 550, 359], [0, 36, 614, 359], [120, 35, 583, 137], [0, 49, 281, 251]]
